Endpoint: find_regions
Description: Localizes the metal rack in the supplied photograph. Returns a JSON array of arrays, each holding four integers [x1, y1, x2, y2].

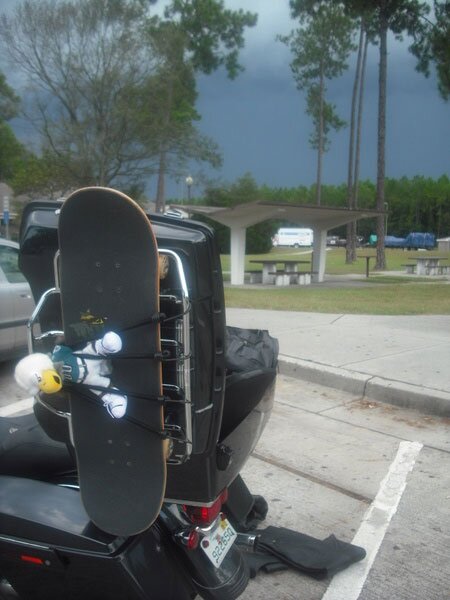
[[158, 249, 193, 464], [26, 248, 193, 465]]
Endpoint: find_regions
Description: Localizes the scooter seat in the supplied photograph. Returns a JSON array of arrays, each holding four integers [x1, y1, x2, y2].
[[0, 413, 74, 479]]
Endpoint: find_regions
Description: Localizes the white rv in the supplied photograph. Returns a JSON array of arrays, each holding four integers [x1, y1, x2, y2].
[[272, 228, 313, 248]]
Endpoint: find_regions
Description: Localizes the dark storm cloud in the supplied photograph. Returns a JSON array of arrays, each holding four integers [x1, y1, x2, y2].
[[194, 24, 449, 194], [1, 0, 448, 199]]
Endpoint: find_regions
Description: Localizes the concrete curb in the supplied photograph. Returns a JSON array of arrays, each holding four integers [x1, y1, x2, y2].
[[279, 355, 450, 417], [279, 355, 369, 396]]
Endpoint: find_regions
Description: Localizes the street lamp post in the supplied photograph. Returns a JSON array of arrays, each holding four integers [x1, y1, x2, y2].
[[186, 176, 193, 203]]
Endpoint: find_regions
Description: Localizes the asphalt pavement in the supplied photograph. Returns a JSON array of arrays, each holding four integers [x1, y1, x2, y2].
[[1, 302, 449, 598], [226, 308, 450, 417], [226, 305, 450, 598]]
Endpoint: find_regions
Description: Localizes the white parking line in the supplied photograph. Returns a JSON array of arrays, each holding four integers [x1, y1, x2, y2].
[[0, 398, 34, 417], [322, 440, 423, 600]]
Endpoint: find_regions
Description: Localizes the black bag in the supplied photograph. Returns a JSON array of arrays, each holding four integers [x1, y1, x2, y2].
[[246, 526, 366, 580], [225, 327, 279, 374]]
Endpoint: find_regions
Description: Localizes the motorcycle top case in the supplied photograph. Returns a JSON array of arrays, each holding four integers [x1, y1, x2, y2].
[[19, 202, 226, 455], [19, 200, 275, 504]]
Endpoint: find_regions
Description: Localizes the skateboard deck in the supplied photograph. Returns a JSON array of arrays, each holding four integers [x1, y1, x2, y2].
[[57, 187, 167, 536]]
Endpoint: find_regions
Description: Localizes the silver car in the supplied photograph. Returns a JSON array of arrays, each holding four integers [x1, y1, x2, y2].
[[0, 238, 35, 361]]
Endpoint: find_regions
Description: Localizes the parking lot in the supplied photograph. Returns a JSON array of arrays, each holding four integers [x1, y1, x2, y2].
[[240, 375, 450, 600], [1, 361, 449, 600]]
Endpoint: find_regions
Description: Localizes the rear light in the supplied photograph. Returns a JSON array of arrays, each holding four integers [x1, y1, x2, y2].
[[186, 529, 200, 550], [175, 526, 200, 551], [21, 555, 44, 565], [183, 489, 228, 527]]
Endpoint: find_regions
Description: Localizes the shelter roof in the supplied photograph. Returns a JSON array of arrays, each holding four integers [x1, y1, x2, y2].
[[176, 201, 383, 230]]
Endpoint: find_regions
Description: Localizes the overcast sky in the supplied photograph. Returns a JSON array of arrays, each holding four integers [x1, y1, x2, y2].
[[2, 0, 449, 200], [190, 0, 450, 200]]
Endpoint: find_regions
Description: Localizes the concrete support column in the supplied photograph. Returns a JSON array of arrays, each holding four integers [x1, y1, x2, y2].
[[312, 228, 327, 283], [230, 226, 247, 285]]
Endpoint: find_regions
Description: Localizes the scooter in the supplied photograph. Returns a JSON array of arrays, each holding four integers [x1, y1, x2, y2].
[[0, 201, 278, 600]]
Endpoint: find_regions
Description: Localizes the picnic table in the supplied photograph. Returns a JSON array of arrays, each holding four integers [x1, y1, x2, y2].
[[409, 256, 449, 276], [249, 259, 312, 285]]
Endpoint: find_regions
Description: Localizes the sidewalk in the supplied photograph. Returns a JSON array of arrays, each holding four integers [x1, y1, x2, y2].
[[226, 308, 450, 416]]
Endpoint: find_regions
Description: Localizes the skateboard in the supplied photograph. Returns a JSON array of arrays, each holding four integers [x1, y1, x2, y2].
[[57, 187, 167, 536]]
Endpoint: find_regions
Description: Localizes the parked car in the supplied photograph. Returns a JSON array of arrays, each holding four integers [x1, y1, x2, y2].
[[326, 235, 339, 246], [0, 238, 35, 361], [327, 236, 364, 247]]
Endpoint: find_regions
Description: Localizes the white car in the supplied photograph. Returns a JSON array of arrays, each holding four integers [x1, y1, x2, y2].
[[0, 238, 35, 361]]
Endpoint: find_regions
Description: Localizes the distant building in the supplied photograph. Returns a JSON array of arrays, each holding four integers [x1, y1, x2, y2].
[[437, 237, 450, 252]]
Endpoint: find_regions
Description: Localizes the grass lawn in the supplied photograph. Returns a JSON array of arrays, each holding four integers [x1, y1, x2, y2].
[[222, 247, 450, 315], [225, 284, 450, 315]]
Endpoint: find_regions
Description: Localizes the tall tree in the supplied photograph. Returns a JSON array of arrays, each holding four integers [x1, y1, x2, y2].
[[352, 30, 369, 212], [280, 1, 356, 205], [345, 17, 370, 262], [149, 0, 257, 212], [343, 0, 429, 270], [345, 20, 365, 263], [410, 0, 450, 101], [0, 0, 256, 202], [164, 0, 258, 80], [144, 19, 222, 213], [0, 0, 158, 187]]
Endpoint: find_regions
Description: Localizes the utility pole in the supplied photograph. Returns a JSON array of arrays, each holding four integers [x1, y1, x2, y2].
[[3, 196, 10, 240]]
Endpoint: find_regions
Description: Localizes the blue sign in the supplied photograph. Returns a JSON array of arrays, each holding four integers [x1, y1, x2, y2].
[[3, 210, 9, 225]]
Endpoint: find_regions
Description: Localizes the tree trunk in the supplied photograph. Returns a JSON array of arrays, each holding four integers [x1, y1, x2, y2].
[[155, 148, 166, 213], [154, 76, 175, 214], [375, 11, 388, 270], [351, 30, 369, 254], [346, 21, 365, 264], [316, 66, 325, 207], [353, 30, 369, 210]]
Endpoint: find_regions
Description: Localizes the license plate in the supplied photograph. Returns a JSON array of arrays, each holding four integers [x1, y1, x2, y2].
[[200, 516, 237, 568]]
